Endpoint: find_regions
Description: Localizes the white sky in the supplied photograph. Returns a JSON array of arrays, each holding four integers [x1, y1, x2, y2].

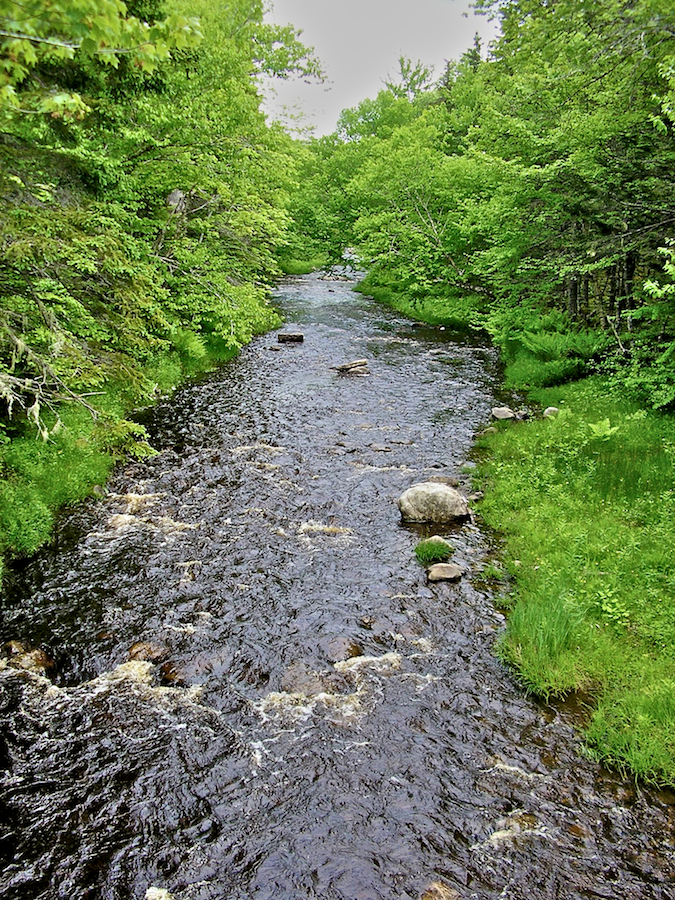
[[262, 0, 499, 136]]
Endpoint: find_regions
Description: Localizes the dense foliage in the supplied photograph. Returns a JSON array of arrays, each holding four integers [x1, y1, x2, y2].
[[287, 0, 675, 405], [0, 0, 320, 560]]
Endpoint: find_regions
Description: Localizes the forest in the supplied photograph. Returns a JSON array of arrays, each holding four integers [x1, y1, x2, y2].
[[286, 0, 675, 404], [0, 0, 320, 559], [2, 0, 675, 783]]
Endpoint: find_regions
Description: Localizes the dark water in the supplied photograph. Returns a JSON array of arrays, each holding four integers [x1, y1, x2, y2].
[[0, 272, 674, 900]]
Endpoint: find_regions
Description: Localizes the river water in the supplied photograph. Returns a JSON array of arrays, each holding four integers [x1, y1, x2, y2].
[[0, 272, 674, 899]]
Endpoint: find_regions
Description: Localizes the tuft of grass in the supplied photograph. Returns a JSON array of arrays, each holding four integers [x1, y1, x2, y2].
[[475, 375, 675, 785], [414, 536, 454, 564], [586, 676, 675, 784]]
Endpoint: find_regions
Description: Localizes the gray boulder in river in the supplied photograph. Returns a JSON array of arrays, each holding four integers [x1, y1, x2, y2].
[[427, 563, 464, 583], [398, 482, 469, 523]]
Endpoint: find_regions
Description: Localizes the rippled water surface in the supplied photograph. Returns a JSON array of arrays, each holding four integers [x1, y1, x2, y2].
[[1, 273, 674, 899]]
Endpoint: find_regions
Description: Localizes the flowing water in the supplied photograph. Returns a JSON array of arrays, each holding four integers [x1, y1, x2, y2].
[[0, 272, 674, 900]]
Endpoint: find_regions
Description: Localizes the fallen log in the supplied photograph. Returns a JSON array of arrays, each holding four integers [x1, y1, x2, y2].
[[278, 332, 304, 343], [331, 359, 369, 373]]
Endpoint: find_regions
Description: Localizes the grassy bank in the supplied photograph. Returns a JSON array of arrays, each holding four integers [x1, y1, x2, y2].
[[354, 271, 484, 329], [0, 334, 265, 577], [475, 377, 675, 785], [278, 256, 329, 276]]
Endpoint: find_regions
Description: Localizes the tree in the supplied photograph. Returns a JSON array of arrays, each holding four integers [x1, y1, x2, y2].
[[0, 0, 320, 433], [290, 0, 675, 397], [0, 0, 201, 118]]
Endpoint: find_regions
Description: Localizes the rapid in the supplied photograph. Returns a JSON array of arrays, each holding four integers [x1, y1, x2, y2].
[[0, 272, 673, 899]]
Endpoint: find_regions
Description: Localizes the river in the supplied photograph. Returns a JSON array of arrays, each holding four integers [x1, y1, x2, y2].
[[0, 271, 673, 899]]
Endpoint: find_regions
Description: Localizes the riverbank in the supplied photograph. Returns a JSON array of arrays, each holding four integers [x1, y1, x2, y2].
[[357, 274, 675, 785], [474, 378, 675, 786], [0, 330, 273, 577], [7, 271, 673, 898]]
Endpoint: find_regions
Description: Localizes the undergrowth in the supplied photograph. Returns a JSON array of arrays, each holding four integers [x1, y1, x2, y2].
[[474, 376, 675, 785], [353, 272, 484, 329]]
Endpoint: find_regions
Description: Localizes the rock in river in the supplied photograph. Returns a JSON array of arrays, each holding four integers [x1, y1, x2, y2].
[[331, 359, 370, 375], [128, 641, 168, 663], [398, 482, 469, 524], [2, 641, 54, 674], [427, 563, 463, 583]]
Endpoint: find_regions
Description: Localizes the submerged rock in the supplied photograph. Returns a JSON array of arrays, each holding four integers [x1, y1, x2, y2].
[[128, 641, 168, 663], [398, 482, 469, 523], [427, 474, 460, 487], [2, 641, 54, 674], [320, 636, 363, 663], [420, 883, 462, 900], [280, 660, 348, 697]]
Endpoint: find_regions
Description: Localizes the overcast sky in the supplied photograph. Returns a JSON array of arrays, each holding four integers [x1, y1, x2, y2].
[[262, 0, 499, 136]]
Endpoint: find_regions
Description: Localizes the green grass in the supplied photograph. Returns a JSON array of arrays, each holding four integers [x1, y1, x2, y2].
[[0, 336, 241, 577], [474, 376, 675, 784], [353, 272, 485, 330], [277, 256, 329, 275], [414, 536, 454, 564]]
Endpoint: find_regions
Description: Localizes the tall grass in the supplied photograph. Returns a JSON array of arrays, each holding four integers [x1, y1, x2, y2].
[[476, 376, 675, 784]]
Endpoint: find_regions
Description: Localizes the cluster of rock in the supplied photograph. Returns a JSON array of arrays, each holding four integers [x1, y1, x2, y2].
[[480, 404, 560, 435], [398, 481, 468, 583], [490, 404, 559, 422]]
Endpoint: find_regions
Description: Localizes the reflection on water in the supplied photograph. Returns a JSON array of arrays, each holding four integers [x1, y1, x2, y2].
[[1, 272, 673, 899]]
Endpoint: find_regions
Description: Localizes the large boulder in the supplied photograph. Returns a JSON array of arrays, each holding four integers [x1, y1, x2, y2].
[[398, 482, 469, 523]]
